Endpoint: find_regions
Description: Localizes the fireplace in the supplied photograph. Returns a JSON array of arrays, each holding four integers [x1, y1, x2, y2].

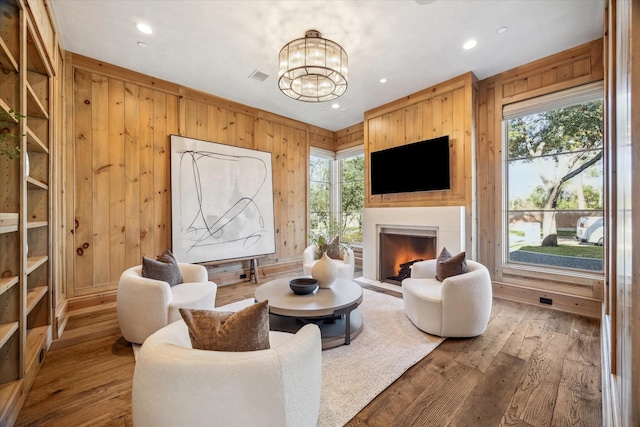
[[379, 227, 437, 285], [362, 206, 466, 283]]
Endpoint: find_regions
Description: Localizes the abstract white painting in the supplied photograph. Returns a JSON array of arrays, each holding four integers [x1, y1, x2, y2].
[[170, 135, 276, 263]]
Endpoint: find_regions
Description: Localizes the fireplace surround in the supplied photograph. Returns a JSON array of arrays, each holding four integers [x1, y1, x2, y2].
[[378, 227, 437, 285], [362, 206, 466, 283]]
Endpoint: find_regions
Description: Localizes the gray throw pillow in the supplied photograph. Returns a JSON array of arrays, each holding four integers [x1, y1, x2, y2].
[[437, 247, 452, 263], [141, 249, 183, 286], [179, 300, 270, 352], [436, 250, 468, 281]]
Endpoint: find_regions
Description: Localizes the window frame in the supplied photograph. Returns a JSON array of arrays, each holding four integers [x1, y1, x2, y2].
[[308, 147, 335, 239], [308, 145, 364, 247], [336, 146, 365, 246], [501, 82, 605, 281]]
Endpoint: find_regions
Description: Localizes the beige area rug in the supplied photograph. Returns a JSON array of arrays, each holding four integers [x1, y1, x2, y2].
[[134, 288, 444, 427]]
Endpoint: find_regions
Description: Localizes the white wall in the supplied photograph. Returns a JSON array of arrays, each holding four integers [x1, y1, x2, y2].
[[362, 206, 466, 281]]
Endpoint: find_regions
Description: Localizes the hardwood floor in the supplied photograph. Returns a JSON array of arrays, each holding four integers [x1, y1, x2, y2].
[[15, 281, 602, 427]]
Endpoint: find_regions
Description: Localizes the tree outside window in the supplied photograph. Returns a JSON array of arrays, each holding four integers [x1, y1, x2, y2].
[[506, 96, 604, 272], [339, 153, 364, 244], [308, 149, 364, 246], [309, 155, 331, 236]]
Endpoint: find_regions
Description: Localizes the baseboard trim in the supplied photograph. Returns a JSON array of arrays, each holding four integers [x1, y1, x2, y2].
[[67, 292, 117, 314], [492, 281, 602, 318], [54, 299, 69, 339]]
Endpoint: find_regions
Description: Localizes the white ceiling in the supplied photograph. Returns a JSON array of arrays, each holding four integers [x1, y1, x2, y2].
[[50, 0, 604, 132]]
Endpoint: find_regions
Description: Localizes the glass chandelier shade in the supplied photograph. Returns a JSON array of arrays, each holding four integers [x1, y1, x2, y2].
[[278, 30, 348, 102]]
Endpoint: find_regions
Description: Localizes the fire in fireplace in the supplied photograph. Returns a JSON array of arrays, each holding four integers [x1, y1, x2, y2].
[[378, 227, 437, 285]]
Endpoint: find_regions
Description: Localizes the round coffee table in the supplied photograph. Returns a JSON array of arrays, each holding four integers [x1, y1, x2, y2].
[[254, 277, 363, 349]]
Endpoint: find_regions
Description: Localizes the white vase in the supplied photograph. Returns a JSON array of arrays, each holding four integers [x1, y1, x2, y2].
[[311, 252, 338, 289]]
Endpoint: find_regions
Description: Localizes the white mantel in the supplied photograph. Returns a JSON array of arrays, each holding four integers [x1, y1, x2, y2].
[[362, 206, 466, 281]]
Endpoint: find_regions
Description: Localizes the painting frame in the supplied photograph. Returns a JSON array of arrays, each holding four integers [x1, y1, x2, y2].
[[170, 135, 276, 263]]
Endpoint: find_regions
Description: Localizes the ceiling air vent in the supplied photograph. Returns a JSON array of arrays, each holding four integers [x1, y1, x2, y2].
[[249, 69, 269, 82]]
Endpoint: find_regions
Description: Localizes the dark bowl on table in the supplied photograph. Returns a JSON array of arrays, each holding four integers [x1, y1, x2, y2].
[[289, 278, 318, 295]]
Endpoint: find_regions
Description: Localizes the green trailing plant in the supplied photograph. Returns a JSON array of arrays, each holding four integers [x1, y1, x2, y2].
[[307, 220, 351, 260], [0, 109, 24, 160]]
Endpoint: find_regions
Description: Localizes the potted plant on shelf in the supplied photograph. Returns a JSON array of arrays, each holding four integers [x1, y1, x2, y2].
[[0, 109, 23, 159]]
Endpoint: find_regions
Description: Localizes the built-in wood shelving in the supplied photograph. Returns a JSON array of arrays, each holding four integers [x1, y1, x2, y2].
[[0, 381, 22, 424], [26, 256, 48, 275], [26, 83, 48, 120], [26, 176, 48, 190], [26, 287, 47, 315], [0, 322, 19, 349], [0, 37, 19, 72], [25, 326, 49, 383], [0, 224, 18, 234], [0, 98, 15, 118], [0, 1, 54, 423], [26, 128, 47, 153], [26, 221, 48, 229], [0, 213, 19, 234], [0, 276, 19, 295]]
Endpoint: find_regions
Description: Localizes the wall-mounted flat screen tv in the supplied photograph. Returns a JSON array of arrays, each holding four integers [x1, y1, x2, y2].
[[370, 135, 450, 195]]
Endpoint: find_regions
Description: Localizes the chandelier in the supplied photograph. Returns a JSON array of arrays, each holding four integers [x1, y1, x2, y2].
[[278, 30, 348, 102]]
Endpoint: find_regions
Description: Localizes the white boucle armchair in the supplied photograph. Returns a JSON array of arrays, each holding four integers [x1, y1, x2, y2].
[[117, 263, 217, 344], [132, 320, 322, 427], [302, 244, 355, 279], [401, 259, 492, 337]]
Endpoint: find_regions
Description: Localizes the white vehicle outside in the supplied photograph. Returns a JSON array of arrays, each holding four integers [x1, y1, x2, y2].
[[575, 216, 603, 245]]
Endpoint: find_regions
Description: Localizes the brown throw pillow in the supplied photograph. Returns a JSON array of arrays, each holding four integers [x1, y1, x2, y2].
[[325, 235, 344, 260], [179, 300, 270, 352], [436, 251, 468, 281], [141, 249, 183, 286]]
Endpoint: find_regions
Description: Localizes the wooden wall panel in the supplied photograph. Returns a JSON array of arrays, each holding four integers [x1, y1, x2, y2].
[[255, 119, 308, 261], [72, 68, 94, 293], [53, 46, 67, 336], [476, 39, 605, 313], [25, 0, 56, 72], [364, 73, 475, 210], [65, 54, 317, 298], [362, 73, 477, 256], [335, 122, 363, 151], [107, 78, 125, 284], [123, 82, 140, 269], [499, 39, 603, 105], [68, 63, 180, 298], [137, 87, 155, 262], [308, 125, 334, 150]]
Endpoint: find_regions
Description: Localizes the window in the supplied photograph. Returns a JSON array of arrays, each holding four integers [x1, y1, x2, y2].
[[309, 150, 332, 238], [337, 150, 364, 244], [309, 147, 364, 245], [504, 83, 604, 273]]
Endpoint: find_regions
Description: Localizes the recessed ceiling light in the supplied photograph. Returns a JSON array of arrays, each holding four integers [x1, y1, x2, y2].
[[497, 27, 508, 34], [136, 22, 153, 35], [463, 39, 477, 50], [137, 42, 147, 48], [331, 103, 340, 109], [380, 78, 388, 83]]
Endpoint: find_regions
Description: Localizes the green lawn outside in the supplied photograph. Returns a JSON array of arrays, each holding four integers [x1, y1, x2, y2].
[[519, 245, 603, 259], [556, 229, 575, 237]]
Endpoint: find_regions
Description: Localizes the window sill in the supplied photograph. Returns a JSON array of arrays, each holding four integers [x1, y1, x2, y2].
[[503, 262, 603, 280], [501, 262, 604, 297]]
